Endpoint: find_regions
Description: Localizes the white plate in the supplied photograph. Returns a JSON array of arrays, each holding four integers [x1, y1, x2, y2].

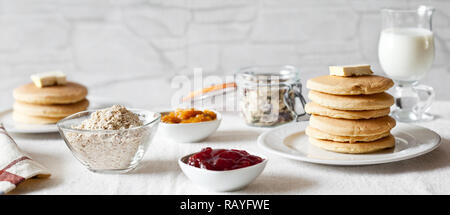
[[0, 109, 58, 133], [257, 121, 441, 166], [0, 98, 130, 134]]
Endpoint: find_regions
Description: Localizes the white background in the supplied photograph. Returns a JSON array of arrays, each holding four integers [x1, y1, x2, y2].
[[1, 0, 450, 195], [0, 0, 449, 109]]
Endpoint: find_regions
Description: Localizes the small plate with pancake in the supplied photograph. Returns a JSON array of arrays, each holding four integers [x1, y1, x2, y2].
[[257, 121, 441, 166], [0, 97, 130, 134], [0, 109, 59, 133]]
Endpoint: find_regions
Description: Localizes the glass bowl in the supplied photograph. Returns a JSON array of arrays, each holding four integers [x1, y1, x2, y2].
[[57, 109, 161, 174]]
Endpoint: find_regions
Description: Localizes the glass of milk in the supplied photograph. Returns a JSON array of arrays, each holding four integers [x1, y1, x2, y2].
[[378, 5, 435, 122]]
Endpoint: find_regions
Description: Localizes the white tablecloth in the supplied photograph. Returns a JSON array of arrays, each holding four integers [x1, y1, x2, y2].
[[5, 101, 450, 195]]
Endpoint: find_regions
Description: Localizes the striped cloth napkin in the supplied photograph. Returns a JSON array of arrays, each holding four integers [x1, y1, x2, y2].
[[0, 123, 51, 194]]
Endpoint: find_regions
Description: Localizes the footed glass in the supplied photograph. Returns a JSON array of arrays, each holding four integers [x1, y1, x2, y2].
[[378, 5, 435, 122]]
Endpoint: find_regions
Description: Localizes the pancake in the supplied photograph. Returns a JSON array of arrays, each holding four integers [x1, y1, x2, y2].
[[12, 111, 65, 124], [305, 126, 390, 143], [13, 99, 89, 118], [308, 90, 394, 111], [306, 75, 394, 95], [305, 102, 390, 119], [309, 135, 396, 154], [309, 114, 396, 136], [13, 82, 88, 105]]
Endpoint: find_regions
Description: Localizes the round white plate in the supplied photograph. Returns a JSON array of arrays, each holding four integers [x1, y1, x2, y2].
[[0, 97, 130, 134], [257, 121, 441, 166]]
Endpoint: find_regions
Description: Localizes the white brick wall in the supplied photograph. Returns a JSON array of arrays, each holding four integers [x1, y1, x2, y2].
[[0, 0, 449, 107]]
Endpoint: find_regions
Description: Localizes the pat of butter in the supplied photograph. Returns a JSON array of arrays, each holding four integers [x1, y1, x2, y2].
[[329, 64, 373, 77], [31, 71, 67, 88]]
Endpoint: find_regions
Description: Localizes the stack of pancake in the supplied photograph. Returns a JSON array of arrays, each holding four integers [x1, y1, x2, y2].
[[305, 70, 396, 154], [13, 82, 89, 124]]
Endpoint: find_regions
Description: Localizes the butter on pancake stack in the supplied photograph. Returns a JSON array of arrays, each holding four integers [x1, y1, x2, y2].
[[12, 72, 89, 124], [305, 65, 396, 154]]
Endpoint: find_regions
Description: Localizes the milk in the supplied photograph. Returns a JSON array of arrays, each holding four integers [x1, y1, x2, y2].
[[378, 27, 434, 82]]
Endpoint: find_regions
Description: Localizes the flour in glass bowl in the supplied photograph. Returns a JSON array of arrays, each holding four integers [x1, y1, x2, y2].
[[66, 105, 152, 171], [75, 105, 143, 130]]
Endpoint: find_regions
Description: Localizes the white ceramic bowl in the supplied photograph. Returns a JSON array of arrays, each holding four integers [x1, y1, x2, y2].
[[178, 151, 268, 192], [158, 110, 221, 143]]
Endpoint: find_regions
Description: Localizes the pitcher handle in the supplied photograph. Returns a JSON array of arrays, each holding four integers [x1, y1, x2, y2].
[[412, 84, 435, 118]]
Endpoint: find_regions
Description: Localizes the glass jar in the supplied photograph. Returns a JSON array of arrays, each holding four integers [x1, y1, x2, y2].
[[235, 65, 308, 127]]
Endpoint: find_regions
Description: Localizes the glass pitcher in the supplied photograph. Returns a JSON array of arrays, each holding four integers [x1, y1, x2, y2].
[[378, 5, 435, 122]]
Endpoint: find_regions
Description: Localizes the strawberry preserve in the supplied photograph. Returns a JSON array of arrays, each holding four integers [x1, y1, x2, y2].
[[187, 147, 264, 171]]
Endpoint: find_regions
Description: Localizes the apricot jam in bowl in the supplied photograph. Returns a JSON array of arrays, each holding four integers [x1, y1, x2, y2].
[[159, 109, 221, 143], [178, 147, 268, 192], [161, 108, 217, 123]]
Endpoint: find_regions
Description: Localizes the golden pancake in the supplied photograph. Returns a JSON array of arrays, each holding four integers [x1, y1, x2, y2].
[[12, 111, 65, 124], [308, 90, 394, 111], [309, 114, 396, 136], [309, 135, 396, 154], [305, 126, 390, 143], [306, 75, 394, 95], [13, 82, 88, 105], [13, 99, 89, 118], [305, 102, 390, 119]]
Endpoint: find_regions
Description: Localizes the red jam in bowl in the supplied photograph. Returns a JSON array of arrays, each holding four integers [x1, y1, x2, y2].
[[187, 147, 264, 171]]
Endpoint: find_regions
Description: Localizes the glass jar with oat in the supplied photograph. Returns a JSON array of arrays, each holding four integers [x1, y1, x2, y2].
[[235, 66, 308, 127]]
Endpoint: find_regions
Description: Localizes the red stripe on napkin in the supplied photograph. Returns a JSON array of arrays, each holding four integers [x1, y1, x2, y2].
[[0, 171, 25, 185], [0, 156, 30, 185]]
